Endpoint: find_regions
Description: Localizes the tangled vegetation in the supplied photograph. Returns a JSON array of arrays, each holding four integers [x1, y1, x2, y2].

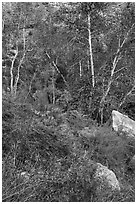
[[2, 2, 134, 202], [2, 95, 135, 202]]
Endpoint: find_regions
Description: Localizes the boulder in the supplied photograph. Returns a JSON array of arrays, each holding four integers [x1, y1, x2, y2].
[[93, 163, 120, 200], [112, 110, 135, 138]]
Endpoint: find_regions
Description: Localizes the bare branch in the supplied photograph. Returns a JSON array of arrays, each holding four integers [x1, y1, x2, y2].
[[79, 60, 82, 77], [88, 13, 95, 88], [114, 66, 127, 74], [10, 43, 18, 95], [14, 27, 26, 95], [114, 73, 123, 81], [119, 85, 135, 108], [24, 72, 36, 102], [46, 52, 68, 87], [52, 66, 55, 104], [118, 38, 121, 48], [68, 55, 87, 69], [120, 23, 135, 49]]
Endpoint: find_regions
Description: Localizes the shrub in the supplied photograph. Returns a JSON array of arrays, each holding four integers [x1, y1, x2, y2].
[[2, 92, 134, 201]]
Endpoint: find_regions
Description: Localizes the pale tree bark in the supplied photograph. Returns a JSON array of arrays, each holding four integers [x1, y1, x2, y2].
[[99, 46, 123, 124], [10, 43, 18, 96], [87, 55, 90, 72], [52, 66, 56, 104], [87, 13, 95, 88], [99, 25, 135, 124], [119, 85, 135, 108], [14, 27, 26, 96], [79, 60, 82, 78], [46, 52, 68, 88]]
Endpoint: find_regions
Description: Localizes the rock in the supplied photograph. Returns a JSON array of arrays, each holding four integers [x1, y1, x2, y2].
[[93, 163, 120, 200], [112, 110, 135, 138]]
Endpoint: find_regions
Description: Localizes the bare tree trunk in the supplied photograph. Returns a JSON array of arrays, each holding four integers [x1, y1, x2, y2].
[[87, 57, 90, 72], [119, 85, 135, 108], [24, 72, 36, 102], [46, 52, 68, 88], [79, 60, 82, 78], [14, 27, 26, 96], [87, 13, 95, 88], [52, 66, 56, 105], [99, 46, 122, 124], [10, 44, 18, 96], [99, 25, 134, 124]]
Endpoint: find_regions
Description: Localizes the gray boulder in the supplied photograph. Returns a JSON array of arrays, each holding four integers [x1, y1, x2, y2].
[[93, 163, 120, 200], [112, 110, 135, 138]]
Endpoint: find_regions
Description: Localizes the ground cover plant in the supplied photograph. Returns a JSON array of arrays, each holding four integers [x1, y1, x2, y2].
[[2, 98, 135, 202], [2, 2, 135, 202]]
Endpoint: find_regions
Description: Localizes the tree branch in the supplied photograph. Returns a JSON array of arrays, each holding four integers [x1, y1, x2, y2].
[[88, 13, 95, 88], [10, 43, 18, 96], [98, 24, 134, 124], [119, 85, 135, 108], [24, 72, 36, 102], [45, 52, 68, 88], [14, 27, 26, 95]]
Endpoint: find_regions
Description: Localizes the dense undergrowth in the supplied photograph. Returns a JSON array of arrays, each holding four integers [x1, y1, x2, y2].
[[2, 94, 135, 202]]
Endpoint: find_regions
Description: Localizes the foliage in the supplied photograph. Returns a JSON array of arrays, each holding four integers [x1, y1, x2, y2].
[[2, 2, 135, 122], [2, 2, 134, 202], [2, 92, 135, 202]]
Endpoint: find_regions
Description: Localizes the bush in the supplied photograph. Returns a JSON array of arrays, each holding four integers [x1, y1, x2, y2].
[[2, 92, 135, 202]]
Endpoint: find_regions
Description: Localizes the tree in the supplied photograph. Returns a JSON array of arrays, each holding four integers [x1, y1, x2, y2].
[[2, 2, 135, 121], [98, 2, 135, 124]]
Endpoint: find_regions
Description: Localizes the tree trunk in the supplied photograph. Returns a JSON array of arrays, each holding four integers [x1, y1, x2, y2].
[[14, 28, 26, 96], [87, 13, 95, 88], [79, 60, 82, 78], [119, 85, 135, 108], [46, 52, 68, 88], [52, 66, 56, 104], [10, 46, 18, 96], [99, 29, 132, 124], [99, 52, 121, 124]]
